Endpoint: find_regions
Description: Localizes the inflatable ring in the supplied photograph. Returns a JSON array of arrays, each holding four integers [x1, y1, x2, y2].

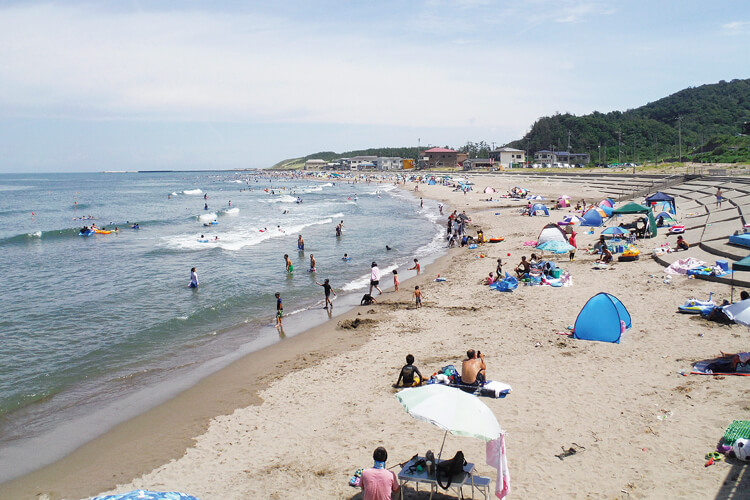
[[705, 452, 723, 461], [489, 237, 505, 243]]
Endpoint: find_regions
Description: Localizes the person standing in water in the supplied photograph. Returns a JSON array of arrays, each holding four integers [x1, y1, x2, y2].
[[284, 254, 293, 273], [298, 234, 305, 251], [309, 253, 316, 272], [189, 267, 199, 288], [315, 278, 336, 309], [275, 292, 283, 328], [408, 258, 421, 274]]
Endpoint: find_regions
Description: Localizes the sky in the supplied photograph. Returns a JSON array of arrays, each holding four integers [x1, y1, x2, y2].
[[0, 0, 748, 172]]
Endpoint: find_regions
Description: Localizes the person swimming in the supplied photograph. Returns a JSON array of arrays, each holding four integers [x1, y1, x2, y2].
[[342, 253, 350, 261]]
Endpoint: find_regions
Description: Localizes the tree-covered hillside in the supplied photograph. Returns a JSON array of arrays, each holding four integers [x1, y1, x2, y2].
[[506, 78, 750, 164], [271, 147, 419, 169]]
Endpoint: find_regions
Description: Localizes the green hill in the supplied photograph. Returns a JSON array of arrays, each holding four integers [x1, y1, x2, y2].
[[272, 78, 750, 168], [506, 78, 750, 164], [270, 147, 418, 170]]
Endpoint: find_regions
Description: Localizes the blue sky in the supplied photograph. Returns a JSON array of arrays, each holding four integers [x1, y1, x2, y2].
[[0, 0, 748, 172]]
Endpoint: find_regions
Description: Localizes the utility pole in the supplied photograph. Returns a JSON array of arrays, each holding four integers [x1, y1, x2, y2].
[[617, 129, 622, 166], [633, 137, 636, 175], [677, 116, 682, 162], [567, 130, 571, 152]]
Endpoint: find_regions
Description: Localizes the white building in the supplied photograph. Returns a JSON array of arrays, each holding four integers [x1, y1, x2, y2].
[[374, 157, 402, 170], [341, 156, 378, 170], [489, 147, 525, 168]]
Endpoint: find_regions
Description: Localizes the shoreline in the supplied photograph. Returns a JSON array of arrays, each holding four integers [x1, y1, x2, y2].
[[5, 173, 748, 498], [0, 181, 448, 499]]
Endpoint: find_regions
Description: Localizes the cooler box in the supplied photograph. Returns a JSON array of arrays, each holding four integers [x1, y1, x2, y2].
[[716, 260, 729, 272], [551, 268, 562, 279]]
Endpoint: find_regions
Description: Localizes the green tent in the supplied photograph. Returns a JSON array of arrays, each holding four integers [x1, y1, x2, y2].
[[611, 202, 657, 238], [733, 254, 750, 272]]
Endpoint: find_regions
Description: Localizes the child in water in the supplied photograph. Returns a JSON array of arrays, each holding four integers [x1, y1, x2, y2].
[[275, 292, 283, 327]]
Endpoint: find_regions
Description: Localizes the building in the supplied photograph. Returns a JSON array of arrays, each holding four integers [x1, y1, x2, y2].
[[489, 147, 525, 168], [341, 156, 378, 170], [374, 157, 402, 171], [421, 148, 458, 169], [462, 159, 494, 171], [533, 150, 591, 167], [304, 159, 328, 170]]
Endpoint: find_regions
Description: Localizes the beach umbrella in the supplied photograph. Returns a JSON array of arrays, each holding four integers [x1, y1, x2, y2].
[[561, 215, 582, 225], [396, 384, 502, 458], [536, 240, 575, 253], [91, 491, 200, 500], [601, 227, 627, 237], [723, 299, 750, 326], [559, 194, 570, 199], [528, 195, 545, 200]]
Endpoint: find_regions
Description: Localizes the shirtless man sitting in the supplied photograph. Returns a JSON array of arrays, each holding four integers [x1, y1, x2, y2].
[[461, 349, 486, 391]]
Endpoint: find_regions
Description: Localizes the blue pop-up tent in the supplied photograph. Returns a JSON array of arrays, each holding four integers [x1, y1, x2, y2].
[[530, 203, 549, 216], [574, 293, 631, 343], [644, 192, 676, 214], [580, 207, 606, 226]]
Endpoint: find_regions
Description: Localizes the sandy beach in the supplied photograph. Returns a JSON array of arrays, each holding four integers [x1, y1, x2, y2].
[[3, 173, 749, 499]]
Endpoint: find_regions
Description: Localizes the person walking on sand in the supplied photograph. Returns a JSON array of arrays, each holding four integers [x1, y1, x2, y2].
[[284, 254, 293, 273], [716, 187, 723, 208], [413, 285, 423, 308], [315, 278, 336, 309], [275, 292, 283, 328], [408, 258, 421, 274], [568, 231, 577, 261], [369, 262, 382, 295], [392, 269, 399, 291], [189, 267, 199, 288]]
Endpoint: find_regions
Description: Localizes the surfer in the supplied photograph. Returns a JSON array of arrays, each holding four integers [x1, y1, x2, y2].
[[204, 203, 208, 210]]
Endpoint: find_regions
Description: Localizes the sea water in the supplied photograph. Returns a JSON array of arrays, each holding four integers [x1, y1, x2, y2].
[[0, 171, 443, 482]]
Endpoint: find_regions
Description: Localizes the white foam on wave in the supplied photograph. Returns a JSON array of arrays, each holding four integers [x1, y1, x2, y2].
[[221, 208, 240, 216], [198, 212, 217, 222], [230, 180, 243, 184], [261, 195, 297, 204], [183, 189, 203, 195], [171, 192, 179, 196], [29, 231, 42, 238], [162, 215, 335, 252]]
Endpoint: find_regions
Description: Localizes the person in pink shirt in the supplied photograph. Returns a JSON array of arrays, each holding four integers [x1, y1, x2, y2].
[[361, 446, 399, 500]]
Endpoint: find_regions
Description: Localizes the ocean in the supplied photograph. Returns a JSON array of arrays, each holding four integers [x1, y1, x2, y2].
[[0, 171, 444, 482]]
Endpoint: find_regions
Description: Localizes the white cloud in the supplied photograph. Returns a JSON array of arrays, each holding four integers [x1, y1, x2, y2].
[[722, 20, 750, 34], [0, 3, 565, 131]]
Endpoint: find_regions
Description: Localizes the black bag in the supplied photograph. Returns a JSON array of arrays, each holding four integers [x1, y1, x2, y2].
[[436, 450, 466, 489], [361, 294, 374, 305]]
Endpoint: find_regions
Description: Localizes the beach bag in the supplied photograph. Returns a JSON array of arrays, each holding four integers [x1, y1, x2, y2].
[[436, 450, 466, 489]]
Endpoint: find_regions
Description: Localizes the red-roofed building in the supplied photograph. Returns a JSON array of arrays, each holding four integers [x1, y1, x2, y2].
[[421, 147, 459, 169]]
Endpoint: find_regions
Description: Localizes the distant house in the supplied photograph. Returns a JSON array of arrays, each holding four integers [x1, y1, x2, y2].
[[375, 157, 402, 170], [342, 155, 378, 170], [534, 150, 590, 166], [421, 148, 458, 169], [462, 159, 494, 171], [489, 147, 525, 168], [304, 159, 328, 170]]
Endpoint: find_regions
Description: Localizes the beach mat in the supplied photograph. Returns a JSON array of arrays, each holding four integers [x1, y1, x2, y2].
[[691, 356, 750, 376]]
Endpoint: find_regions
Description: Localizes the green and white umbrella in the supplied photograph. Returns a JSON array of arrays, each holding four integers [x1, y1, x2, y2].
[[395, 384, 502, 442]]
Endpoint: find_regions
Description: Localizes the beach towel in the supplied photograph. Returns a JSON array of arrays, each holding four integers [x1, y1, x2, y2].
[[486, 434, 510, 499], [664, 257, 707, 275]]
